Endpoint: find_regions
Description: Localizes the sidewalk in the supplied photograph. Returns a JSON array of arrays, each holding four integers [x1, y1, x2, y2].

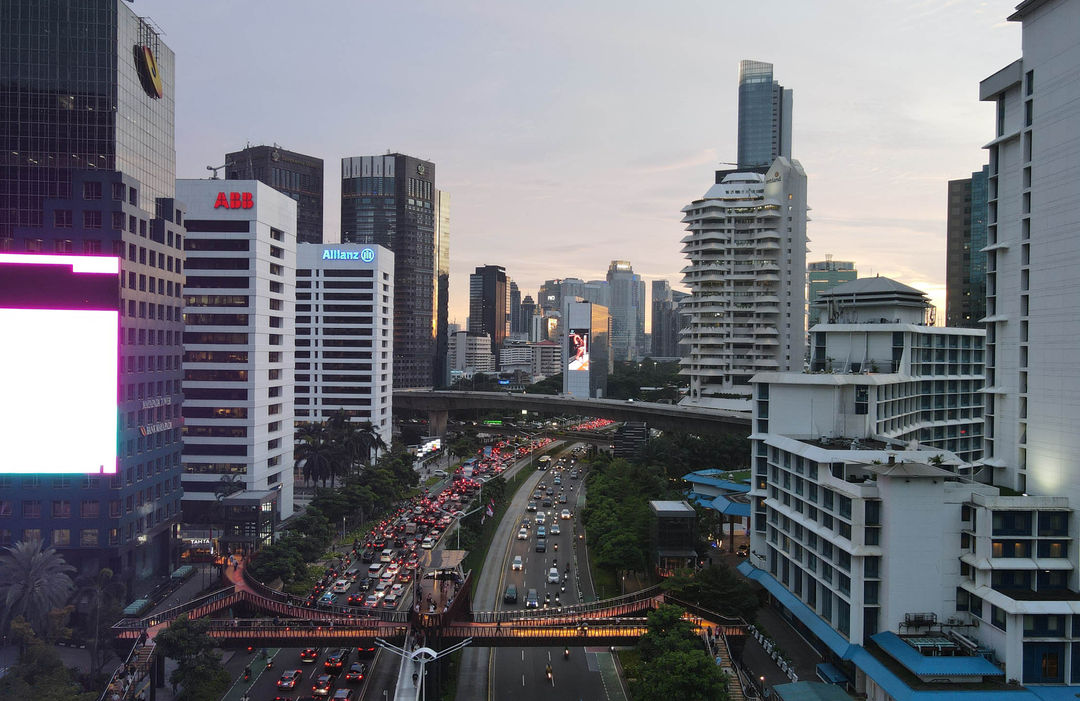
[[738, 603, 822, 693]]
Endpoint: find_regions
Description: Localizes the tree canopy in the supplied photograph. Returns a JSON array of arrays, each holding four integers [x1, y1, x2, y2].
[[662, 563, 761, 622], [0, 539, 75, 637], [154, 614, 231, 701], [630, 604, 730, 701]]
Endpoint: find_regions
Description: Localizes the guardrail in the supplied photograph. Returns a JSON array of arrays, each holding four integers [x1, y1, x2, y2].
[[472, 584, 663, 623]]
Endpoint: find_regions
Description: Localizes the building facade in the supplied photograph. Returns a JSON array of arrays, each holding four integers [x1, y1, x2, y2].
[[651, 279, 685, 359], [468, 264, 510, 356], [807, 257, 858, 327], [680, 158, 808, 402], [945, 168, 989, 328], [294, 243, 394, 448], [737, 60, 792, 169], [177, 180, 296, 532], [225, 145, 323, 245], [0, 1, 184, 584], [448, 331, 495, 375], [606, 261, 645, 362], [341, 154, 447, 389], [562, 301, 611, 398]]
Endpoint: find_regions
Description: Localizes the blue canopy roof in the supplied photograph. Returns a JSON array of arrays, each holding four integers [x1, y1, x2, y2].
[[774, 681, 853, 701], [871, 632, 1002, 678]]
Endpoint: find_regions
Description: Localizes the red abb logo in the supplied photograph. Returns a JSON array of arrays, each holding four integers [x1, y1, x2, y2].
[[214, 192, 253, 209]]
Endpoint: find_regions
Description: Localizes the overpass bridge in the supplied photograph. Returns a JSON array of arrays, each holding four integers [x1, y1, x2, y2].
[[393, 390, 751, 435]]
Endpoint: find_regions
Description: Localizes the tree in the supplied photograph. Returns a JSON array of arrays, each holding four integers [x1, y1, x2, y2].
[[662, 563, 760, 622], [631, 604, 730, 701], [0, 623, 96, 701], [73, 567, 126, 683], [295, 422, 340, 487], [154, 614, 231, 701], [0, 539, 75, 637]]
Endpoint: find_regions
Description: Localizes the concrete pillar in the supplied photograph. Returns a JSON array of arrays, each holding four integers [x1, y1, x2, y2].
[[428, 410, 448, 436]]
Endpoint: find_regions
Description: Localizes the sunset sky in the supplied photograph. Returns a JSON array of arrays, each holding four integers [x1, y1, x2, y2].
[[142, 0, 1022, 328]]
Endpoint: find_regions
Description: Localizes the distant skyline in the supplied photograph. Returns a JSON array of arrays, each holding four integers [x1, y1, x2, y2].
[[139, 0, 1022, 329]]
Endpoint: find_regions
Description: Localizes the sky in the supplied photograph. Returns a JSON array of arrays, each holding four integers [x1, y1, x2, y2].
[[140, 0, 1023, 330]]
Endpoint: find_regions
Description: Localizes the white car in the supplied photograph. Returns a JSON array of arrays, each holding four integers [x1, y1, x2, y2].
[[550, 523, 561, 536], [512, 555, 523, 571], [421, 536, 435, 549], [433, 469, 448, 478], [548, 567, 560, 584], [331, 579, 350, 594], [560, 509, 572, 520]]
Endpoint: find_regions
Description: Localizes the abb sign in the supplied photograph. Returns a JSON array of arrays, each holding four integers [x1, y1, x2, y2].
[[213, 192, 254, 209]]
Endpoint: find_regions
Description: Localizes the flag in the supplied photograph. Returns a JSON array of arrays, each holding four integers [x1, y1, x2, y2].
[[486, 500, 495, 518]]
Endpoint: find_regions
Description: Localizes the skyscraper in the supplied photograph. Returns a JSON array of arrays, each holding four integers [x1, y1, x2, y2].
[[434, 190, 450, 388], [680, 158, 807, 400], [341, 154, 447, 389], [650, 279, 684, 358], [509, 280, 522, 335], [0, 1, 184, 583], [225, 145, 324, 244], [737, 60, 792, 169], [981, 0, 1080, 503], [606, 260, 645, 362], [469, 265, 510, 356], [177, 180, 297, 539], [807, 256, 858, 327], [945, 167, 989, 328]]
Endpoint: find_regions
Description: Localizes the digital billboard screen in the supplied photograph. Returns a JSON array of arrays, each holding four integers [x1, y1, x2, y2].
[[567, 328, 590, 372], [0, 253, 120, 474]]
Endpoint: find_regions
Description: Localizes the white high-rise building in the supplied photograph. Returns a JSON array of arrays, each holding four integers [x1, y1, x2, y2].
[[295, 243, 394, 449], [177, 180, 296, 527], [980, 0, 1080, 505], [679, 157, 807, 404]]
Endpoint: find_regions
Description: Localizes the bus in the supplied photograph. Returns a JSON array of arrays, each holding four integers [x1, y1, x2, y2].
[[537, 455, 552, 471]]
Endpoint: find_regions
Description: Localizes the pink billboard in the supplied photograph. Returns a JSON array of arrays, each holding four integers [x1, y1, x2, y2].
[[0, 253, 120, 474]]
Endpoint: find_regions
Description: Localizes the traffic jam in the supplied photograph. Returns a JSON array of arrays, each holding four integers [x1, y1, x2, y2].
[[259, 436, 554, 700]]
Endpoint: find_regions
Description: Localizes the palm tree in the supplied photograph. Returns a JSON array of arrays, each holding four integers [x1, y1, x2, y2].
[[295, 422, 337, 487], [0, 539, 75, 637], [74, 567, 125, 681]]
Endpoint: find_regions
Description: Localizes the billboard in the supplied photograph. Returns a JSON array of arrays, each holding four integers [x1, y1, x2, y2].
[[568, 328, 590, 372], [0, 253, 120, 474]]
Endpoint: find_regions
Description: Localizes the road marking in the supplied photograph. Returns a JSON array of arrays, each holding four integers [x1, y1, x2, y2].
[[522, 673, 525, 686]]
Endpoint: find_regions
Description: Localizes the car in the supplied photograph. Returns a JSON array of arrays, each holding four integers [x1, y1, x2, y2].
[[516, 528, 528, 540], [527, 502, 537, 512], [324, 648, 349, 671], [536, 526, 546, 538], [433, 469, 448, 478], [363, 594, 379, 608], [525, 588, 539, 608], [511, 555, 523, 571], [360, 548, 376, 563], [560, 509, 572, 520], [347, 593, 365, 606], [277, 669, 303, 689], [532, 491, 542, 500], [380, 548, 395, 563], [550, 523, 561, 536], [535, 538, 547, 552], [344, 567, 362, 581], [548, 567, 560, 584], [521, 517, 532, 529], [504, 584, 518, 604], [559, 494, 568, 504], [312, 674, 334, 696], [421, 536, 435, 549], [385, 562, 400, 576], [332, 689, 355, 701], [397, 569, 413, 583], [356, 645, 376, 659], [300, 648, 320, 663], [535, 512, 546, 525], [373, 580, 390, 597], [344, 662, 367, 682], [367, 563, 383, 577], [553, 476, 562, 485], [382, 593, 399, 608], [542, 498, 552, 507], [318, 592, 338, 607], [379, 568, 395, 581], [331, 579, 350, 594]]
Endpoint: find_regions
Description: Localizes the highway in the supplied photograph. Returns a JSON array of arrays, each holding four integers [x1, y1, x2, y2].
[[456, 446, 626, 701]]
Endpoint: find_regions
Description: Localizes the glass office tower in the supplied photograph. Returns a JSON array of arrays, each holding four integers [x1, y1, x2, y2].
[[736, 60, 792, 169], [0, 0, 184, 586]]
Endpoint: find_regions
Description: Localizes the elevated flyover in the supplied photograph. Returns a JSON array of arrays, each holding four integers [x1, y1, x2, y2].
[[393, 390, 750, 435]]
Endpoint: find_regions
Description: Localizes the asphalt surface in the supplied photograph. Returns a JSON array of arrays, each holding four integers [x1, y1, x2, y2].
[[455, 448, 626, 701]]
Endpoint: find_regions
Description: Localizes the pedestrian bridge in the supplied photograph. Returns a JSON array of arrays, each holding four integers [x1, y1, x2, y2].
[[393, 390, 750, 434], [113, 566, 745, 649]]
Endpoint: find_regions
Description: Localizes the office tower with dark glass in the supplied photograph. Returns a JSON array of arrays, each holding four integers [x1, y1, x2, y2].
[[737, 60, 792, 169], [807, 257, 858, 327], [225, 145, 324, 245], [469, 265, 511, 357], [0, 0, 184, 584], [341, 154, 448, 388], [945, 166, 989, 328], [606, 260, 645, 362]]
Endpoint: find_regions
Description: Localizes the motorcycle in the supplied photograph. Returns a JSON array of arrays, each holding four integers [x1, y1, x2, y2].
[[243, 666, 252, 682], [265, 657, 274, 670], [545, 664, 553, 682], [563, 647, 570, 660]]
